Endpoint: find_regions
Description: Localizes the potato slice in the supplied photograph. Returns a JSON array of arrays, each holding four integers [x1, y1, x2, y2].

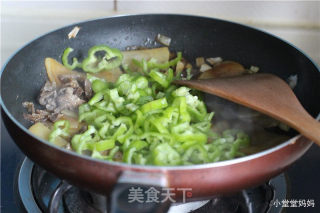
[[58, 114, 85, 135], [91, 68, 123, 83], [45, 58, 84, 86], [29, 122, 52, 140], [198, 61, 245, 79], [29, 122, 68, 147], [122, 47, 170, 71]]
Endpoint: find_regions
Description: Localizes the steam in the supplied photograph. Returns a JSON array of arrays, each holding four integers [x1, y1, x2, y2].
[[204, 94, 292, 152]]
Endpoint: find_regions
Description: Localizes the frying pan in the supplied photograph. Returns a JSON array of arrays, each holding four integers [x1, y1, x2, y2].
[[1, 14, 320, 212]]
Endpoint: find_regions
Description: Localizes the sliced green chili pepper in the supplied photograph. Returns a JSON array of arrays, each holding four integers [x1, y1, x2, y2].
[[91, 145, 120, 161], [125, 103, 139, 112], [132, 58, 149, 75], [134, 76, 148, 89], [150, 116, 169, 134], [123, 147, 137, 164], [141, 97, 168, 114], [92, 80, 109, 93], [88, 92, 105, 106], [172, 123, 207, 144], [162, 106, 179, 126], [53, 47, 252, 166], [122, 135, 140, 151], [88, 138, 115, 152], [133, 110, 144, 130], [147, 52, 182, 70], [140, 132, 173, 146], [94, 113, 115, 126], [78, 103, 91, 114], [91, 149, 110, 160], [172, 97, 191, 123], [95, 101, 116, 113], [135, 95, 153, 105], [129, 140, 148, 151], [149, 69, 170, 88], [187, 102, 207, 122], [49, 120, 70, 143], [62, 47, 81, 70], [117, 81, 132, 96], [111, 117, 133, 143], [98, 122, 110, 138], [152, 143, 181, 166], [186, 68, 193, 80], [71, 125, 100, 154], [79, 108, 105, 123], [182, 145, 208, 164], [133, 154, 147, 165], [82, 45, 123, 73], [116, 74, 133, 86], [108, 89, 125, 111], [109, 146, 120, 159]]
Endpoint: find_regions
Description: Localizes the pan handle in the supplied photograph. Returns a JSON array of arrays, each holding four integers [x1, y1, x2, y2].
[[110, 170, 170, 213]]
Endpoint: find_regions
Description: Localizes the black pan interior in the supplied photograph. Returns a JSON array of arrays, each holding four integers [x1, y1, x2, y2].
[[1, 14, 320, 129]]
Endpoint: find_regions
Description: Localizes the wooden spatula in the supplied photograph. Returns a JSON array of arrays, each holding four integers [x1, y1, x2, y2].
[[174, 73, 320, 145]]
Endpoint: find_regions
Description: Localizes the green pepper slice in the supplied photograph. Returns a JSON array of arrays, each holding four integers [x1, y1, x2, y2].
[[71, 125, 100, 154], [140, 97, 168, 114], [152, 143, 181, 166], [82, 45, 123, 73], [62, 47, 82, 70], [147, 52, 182, 70], [88, 138, 115, 152], [182, 145, 209, 164], [48, 120, 70, 143]]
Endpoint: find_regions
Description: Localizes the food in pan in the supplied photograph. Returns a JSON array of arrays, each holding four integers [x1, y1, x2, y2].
[[23, 43, 290, 166]]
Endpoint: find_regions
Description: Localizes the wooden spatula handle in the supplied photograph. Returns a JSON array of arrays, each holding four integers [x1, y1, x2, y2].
[[294, 115, 320, 146]]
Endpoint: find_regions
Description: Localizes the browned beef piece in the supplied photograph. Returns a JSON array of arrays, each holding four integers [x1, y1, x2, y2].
[[38, 81, 57, 111], [38, 76, 86, 114], [24, 73, 92, 124], [23, 101, 63, 123], [48, 112, 63, 122], [59, 74, 84, 97], [23, 110, 49, 123], [58, 74, 92, 100], [64, 78, 84, 97], [54, 87, 85, 113]]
